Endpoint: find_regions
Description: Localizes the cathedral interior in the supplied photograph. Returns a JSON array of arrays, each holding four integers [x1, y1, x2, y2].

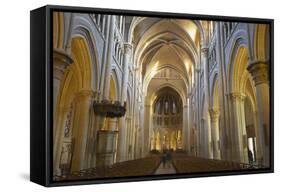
[[52, 12, 271, 180]]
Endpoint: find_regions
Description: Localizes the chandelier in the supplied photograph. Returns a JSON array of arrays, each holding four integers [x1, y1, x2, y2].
[[93, 100, 126, 118]]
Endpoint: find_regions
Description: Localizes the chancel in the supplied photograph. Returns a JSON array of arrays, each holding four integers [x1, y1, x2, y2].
[[52, 12, 270, 180]]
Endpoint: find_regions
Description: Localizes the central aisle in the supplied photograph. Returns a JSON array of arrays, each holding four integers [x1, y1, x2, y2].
[[154, 161, 177, 175]]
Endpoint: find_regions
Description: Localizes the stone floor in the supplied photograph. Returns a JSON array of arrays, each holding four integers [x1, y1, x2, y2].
[[154, 161, 177, 175]]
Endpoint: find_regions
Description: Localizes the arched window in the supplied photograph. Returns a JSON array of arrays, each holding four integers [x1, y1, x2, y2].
[[153, 89, 182, 128], [164, 100, 169, 114], [172, 101, 176, 114]]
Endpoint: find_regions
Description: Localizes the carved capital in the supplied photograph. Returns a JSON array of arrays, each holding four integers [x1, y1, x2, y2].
[[247, 60, 269, 86], [201, 43, 209, 56], [229, 92, 246, 102], [123, 43, 133, 55], [53, 49, 73, 80], [201, 47, 209, 54]]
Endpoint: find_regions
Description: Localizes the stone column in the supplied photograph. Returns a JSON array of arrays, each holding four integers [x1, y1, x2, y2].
[[139, 104, 146, 158], [87, 91, 99, 168], [53, 49, 73, 176], [53, 49, 73, 112], [247, 61, 270, 166], [118, 43, 132, 162], [195, 68, 201, 156], [142, 104, 151, 156], [109, 118, 118, 163], [71, 90, 94, 172], [188, 95, 196, 155], [125, 117, 132, 160], [135, 103, 143, 158], [253, 111, 263, 163], [201, 45, 210, 99], [201, 44, 212, 159], [108, 118, 118, 131], [121, 43, 132, 100], [209, 109, 221, 159], [53, 106, 71, 176], [103, 16, 116, 99], [229, 92, 248, 163], [182, 104, 189, 152]]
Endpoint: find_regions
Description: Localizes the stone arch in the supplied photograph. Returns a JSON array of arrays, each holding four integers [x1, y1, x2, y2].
[[72, 26, 100, 91], [226, 30, 248, 91], [228, 33, 257, 106], [229, 45, 249, 93], [228, 39, 258, 164], [143, 65, 189, 95], [71, 37, 93, 90], [210, 72, 219, 109], [55, 36, 94, 127], [128, 17, 206, 46], [151, 86, 183, 151], [152, 86, 183, 109], [53, 11, 64, 49], [254, 24, 270, 61], [55, 36, 97, 131], [110, 68, 121, 101], [53, 36, 95, 174], [135, 31, 198, 69], [151, 83, 186, 106]]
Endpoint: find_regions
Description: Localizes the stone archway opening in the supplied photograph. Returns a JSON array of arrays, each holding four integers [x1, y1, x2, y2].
[[150, 87, 183, 153]]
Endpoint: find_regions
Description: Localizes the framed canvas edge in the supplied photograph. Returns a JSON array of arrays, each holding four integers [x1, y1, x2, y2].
[[30, 4, 274, 187]]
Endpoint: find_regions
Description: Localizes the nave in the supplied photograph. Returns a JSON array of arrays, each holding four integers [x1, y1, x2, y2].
[[54, 152, 257, 181], [53, 12, 271, 180]]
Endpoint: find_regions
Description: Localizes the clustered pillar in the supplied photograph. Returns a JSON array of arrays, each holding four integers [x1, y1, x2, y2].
[[229, 92, 248, 163], [209, 109, 221, 159], [53, 49, 73, 176], [247, 61, 270, 166], [118, 42, 132, 162], [71, 90, 94, 172], [201, 44, 212, 159]]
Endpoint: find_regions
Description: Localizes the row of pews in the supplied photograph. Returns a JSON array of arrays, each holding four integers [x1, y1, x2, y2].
[[171, 154, 251, 173], [54, 156, 161, 181], [54, 153, 258, 181]]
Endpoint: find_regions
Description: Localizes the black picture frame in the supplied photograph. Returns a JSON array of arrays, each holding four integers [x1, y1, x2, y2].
[[30, 4, 274, 187]]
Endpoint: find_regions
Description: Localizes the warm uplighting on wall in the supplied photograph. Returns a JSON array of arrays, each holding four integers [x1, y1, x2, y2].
[[150, 61, 159, 77], [184, 59, 191, 70], [175, 19, 198, 42], [144, 42, 150, 50]]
